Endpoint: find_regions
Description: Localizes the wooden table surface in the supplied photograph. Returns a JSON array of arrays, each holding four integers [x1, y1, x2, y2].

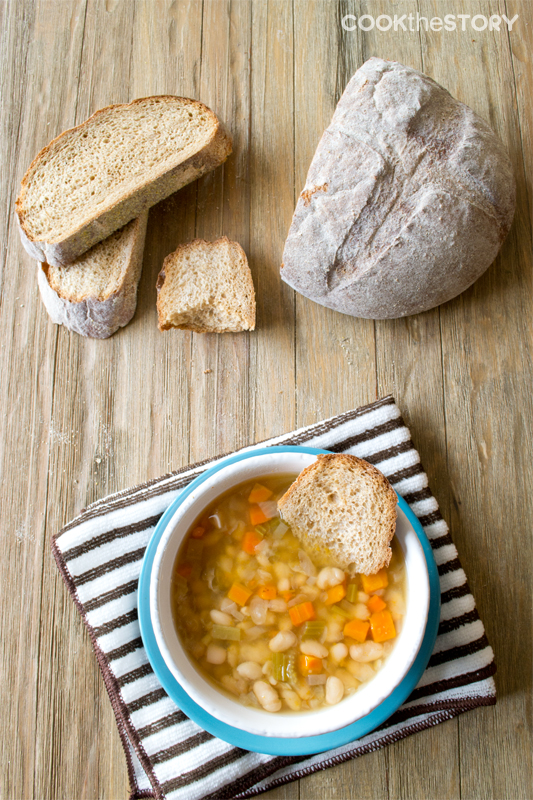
[[1, 1, 531, 798]]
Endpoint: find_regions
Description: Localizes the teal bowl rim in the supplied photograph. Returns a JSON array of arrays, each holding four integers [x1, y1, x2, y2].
[[138, 445, 441, 756]]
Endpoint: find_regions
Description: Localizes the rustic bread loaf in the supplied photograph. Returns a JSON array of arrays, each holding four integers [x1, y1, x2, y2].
[[278, 454, 397, 576], [37, 212, 148, 339], [281, 58, 516, 319], [17, 97, 231, 267], [156, 237, 256, 333]]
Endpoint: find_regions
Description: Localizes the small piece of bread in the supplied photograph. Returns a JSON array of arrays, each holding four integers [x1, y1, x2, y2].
[[156, 237, 256, 333], [277, 454, 397, 576], [17, 96, 232, 267], [37, 212, 148, 339]]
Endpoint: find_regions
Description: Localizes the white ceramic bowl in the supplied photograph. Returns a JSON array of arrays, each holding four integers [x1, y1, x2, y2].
[[150, 448, 430, 738]]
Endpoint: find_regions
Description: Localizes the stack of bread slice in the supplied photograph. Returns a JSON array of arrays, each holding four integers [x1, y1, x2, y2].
[[16, 96, 256, 338]]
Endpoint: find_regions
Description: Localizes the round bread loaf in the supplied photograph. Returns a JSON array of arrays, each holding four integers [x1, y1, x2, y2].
[[281, 58, 516, 319]]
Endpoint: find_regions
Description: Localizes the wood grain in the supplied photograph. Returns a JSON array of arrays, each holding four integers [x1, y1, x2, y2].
[[0, 1, 531, 798]]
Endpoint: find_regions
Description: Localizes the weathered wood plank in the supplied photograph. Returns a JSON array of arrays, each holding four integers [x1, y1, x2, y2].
[[293, 0, 377, 433], [249, 0, 296, 444], [417, 2, 533, 799], [188, 0, 254, 462]]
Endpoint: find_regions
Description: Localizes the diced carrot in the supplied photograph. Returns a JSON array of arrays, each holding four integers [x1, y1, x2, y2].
[[370, 610, 396, 642], [324, 583, 346, 606], [242, 529, 264, 554], [298, 654, 323, 675], [257, 584, 277, 600], [249, 505, 269, 526], [343, 618, 370, 643], [176, 563, 192, 579], [367, 595, 386, 613], [289, 601, 316, 626], [191, 526, 205, 539], [361, 569, 389, 594], [227, 583, 252, 606], [281, 591, 294, 603], [248, 483, 274, 504]]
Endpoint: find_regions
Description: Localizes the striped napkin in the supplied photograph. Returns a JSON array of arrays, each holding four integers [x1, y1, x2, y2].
[[52, 396, 496, 800]]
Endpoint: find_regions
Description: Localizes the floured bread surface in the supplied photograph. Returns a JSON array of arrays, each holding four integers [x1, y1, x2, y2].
[[38, 212, 147, 339], [156, 237, 256, 333], [281, 57, 515, 319], [277, 454, 397, 575], [16, 96, 232, 266]]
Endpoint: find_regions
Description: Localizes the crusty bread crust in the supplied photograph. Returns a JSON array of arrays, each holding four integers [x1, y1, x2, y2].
[[278, 454, 397, 575], [17, 97, 232, 267], [37, 212, 148, 339], [281, 58, 516, 319]]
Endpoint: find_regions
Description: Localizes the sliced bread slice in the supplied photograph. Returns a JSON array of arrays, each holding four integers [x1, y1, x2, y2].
[[17, 96, 232, 266], [37, 212, 148, 339], [277, 454, 397, 575], [156, 237, 256, 333]]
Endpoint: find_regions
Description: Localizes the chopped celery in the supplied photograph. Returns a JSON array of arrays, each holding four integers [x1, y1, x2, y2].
[[254, 524, 268, 536], [301, 621, 326, 640], [286, 651, 297, 683], [186, 539, 204, 562], [346, 583, 358, 603], [272, 651, 297, 682], [340, 599, 358, 614], [272, 652, 289, 681], [211, 624, 241, 641], [272, 651, 298, 683], [330, 604, 352, 619]]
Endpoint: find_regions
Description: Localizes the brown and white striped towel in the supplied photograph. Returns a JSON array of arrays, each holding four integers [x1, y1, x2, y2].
[[52, 396, 496, 800]]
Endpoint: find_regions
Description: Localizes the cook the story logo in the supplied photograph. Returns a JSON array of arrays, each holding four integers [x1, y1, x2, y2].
[[341, 13, 519, 32]]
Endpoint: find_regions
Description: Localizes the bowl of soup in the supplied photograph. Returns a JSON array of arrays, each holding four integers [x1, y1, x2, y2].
[[150, 447, 430, 738]]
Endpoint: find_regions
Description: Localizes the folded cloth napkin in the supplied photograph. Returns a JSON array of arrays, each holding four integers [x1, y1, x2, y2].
[[52, 396, 496, 800]]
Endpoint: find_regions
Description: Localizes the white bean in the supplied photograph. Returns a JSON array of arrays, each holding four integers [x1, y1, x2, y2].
[[269, 598, 288, 613], [236, 661, 263, 681], [353, 603, 371, 620], [210, 609, 234, 626], [269, 630, 297, 652], [277, 577, 290, 593], [300, 640, 329, 658], [316, 567, 345, 590], [206, 643, 226, 665], [326, 676, 345, 705], [325, 621, 343, 643], [279, 686, 302, 710], [330, 643, 349, 662], [253, 680, 282, 712], [349, 642, 384, 663], [347, 661, 375, 682]]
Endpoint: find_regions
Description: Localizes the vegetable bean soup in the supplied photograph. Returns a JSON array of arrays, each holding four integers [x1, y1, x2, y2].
[[171, 474, 406, 713]]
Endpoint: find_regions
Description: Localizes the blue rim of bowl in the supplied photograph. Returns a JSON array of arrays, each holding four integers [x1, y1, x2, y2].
[[138, 445, 441, 756]]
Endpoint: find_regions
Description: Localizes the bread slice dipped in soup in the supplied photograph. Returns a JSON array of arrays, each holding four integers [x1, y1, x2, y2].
[[171, 457, 403, 713]]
